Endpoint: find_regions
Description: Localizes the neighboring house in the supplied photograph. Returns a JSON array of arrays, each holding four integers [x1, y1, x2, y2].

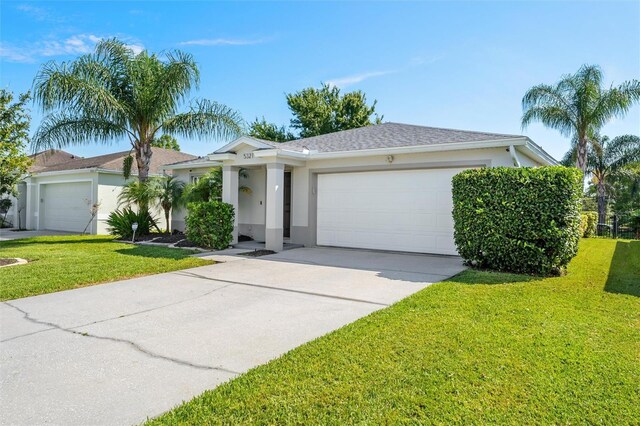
[[21, 148, 196, 234], [3, 149, 79, 229], [165, 122, 556, 255]]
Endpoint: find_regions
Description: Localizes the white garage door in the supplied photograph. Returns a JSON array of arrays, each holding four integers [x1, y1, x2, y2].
[[317, 168, 468, 255], [42, 182, 93, 232]]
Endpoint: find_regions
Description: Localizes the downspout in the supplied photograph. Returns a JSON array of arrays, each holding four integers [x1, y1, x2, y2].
[[509, 145, 521, 167]]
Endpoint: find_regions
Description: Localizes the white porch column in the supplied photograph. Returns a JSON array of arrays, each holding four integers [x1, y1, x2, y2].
[[265, 163, 284, 252], [222, 165, 239, 244], [25, 179, 35, 230]]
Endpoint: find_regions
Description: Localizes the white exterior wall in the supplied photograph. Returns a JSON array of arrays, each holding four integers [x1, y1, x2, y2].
[[96, 174, 167, 234], [22, 171, 168, 235], [291, 146, 525, 231], [26, 171, 99, 233], [238, 167, 266, 241]]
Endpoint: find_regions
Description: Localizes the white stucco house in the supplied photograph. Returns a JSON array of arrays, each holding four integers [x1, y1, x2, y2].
[[165, 122, 556, 255], [15, 148, 196, 234]]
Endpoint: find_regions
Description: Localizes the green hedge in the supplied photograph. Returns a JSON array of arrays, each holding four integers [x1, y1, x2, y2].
[[451, 166, 583, 275], [185, 201, 235, 250], [580, 212, 597, 238]]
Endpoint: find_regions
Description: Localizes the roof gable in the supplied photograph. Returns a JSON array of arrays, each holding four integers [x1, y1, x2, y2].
[[213, 136, 279, 154]]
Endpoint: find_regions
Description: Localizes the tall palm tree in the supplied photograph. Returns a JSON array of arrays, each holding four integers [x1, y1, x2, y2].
[[522, 65, 639, 174], [152, 176, 186, 233], [562, 134, 640, 224], [32, 39, 243, 182]]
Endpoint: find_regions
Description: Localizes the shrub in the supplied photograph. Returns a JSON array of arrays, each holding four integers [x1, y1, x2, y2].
[[185, 201, 234, 249], [580, 212, 597, 238], [452, 166, 583, 276], [106, 207, 158, 239]]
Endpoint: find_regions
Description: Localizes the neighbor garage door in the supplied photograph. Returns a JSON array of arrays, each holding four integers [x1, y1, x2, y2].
[[316, 168, 469, 255], [42, 182, 93, 232]]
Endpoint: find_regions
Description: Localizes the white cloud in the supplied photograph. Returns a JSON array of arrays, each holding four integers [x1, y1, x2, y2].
[[179, 38, 266, 46], [326, 70, 395, 88], [0, 34, 144, 63], [17, 4, 51, 21]]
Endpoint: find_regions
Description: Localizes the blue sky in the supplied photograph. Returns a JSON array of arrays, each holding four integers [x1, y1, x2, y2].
[[1, 1, 639, 161]]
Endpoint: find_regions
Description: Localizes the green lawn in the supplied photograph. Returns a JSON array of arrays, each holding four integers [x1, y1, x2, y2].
[[0, 235, 212, 301], [148, 238, 639, 425]]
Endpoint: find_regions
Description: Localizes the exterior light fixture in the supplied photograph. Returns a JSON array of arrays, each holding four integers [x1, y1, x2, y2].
[[131, 222, 139, 243], [386, 155, 394, 164]]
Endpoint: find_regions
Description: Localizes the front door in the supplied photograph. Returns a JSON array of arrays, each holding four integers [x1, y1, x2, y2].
[[283, 172, 291, 238]]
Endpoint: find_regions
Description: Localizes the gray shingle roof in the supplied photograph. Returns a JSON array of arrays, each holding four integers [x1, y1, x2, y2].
[[275, 122, 524, 153]]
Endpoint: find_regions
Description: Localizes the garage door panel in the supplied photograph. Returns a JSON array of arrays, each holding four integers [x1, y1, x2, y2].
[[317, 168, 467, 255], [42, 182, 93, 232]]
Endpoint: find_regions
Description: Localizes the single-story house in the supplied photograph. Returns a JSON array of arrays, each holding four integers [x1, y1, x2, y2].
[[16, 148, 196, 234], [165, 122, 556, 255]]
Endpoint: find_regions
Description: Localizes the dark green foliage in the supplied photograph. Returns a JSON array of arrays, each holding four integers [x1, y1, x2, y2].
[[152, 134, 181, 151], [185, 201, 234, 249], [184, 169, 223, 203], [248, 117, 295, 142], [122, 154, 134, 180], [580, 212, 598, 238], [106, 207, 158, 239], [0, 90, 32, 198], [286, 83, 382, 138], [452, 166, 583, 275]]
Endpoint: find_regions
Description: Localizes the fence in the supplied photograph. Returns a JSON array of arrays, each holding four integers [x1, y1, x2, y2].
[[596, 214, 640, 240]]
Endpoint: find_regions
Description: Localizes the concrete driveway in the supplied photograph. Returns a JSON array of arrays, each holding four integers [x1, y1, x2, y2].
[[0, 247, 465, 425], [0, 229, 77, 241]]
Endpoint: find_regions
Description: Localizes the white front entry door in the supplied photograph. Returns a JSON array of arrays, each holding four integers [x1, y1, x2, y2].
[[316, 168, 468, 255], [41, 182, 93, 232]]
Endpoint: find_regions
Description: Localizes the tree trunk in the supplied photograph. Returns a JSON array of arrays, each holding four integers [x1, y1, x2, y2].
[[575, 137, 588, 175], [135, 142, 152, 183], [596, 181, 607, 226], [165, 208, 171, 233], [134, 142, 153, 213]]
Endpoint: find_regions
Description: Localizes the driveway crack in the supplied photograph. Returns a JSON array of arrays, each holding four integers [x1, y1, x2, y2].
[[173, 271, 390, 307], [2, 301, 241, 375], [2, 282, 234, 343]]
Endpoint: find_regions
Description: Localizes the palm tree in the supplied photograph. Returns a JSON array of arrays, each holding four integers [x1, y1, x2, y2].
[[152, 176, 186, 233], [562, 134, 640, 224], [522, 65, 640, 175], [117, 180, 158, 213], [32, 39, 243, 182]]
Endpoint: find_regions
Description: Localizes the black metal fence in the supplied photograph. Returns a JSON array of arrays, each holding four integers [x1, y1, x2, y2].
[[596, 214, 640, 240]]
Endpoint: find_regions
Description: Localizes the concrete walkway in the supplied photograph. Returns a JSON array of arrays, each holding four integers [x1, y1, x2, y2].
[[0, 247, 465, 425]]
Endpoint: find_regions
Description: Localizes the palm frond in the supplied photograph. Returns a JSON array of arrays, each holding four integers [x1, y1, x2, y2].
[[31, 112, 128, 151], [162, 99, 244, 141]]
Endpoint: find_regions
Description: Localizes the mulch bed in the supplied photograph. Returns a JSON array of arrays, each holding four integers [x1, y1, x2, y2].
[[154, 233, 188, 244], [238, 250, 277, 257], [174, 239, 199, 248], [0, 258, 18, 266]]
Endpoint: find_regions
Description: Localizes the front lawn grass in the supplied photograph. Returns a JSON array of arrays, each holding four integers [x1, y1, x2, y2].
[[0, 235, 212, 301], [148, 238, 639, 425]]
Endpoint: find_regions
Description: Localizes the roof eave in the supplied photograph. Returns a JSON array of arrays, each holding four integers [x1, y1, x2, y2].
[[305, 137, 530, 159]]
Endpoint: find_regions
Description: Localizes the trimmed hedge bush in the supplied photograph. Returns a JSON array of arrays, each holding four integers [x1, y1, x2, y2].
[[185, 201, 235, 250], [451, 166, 583, 275], [580, 212, 597, 238]]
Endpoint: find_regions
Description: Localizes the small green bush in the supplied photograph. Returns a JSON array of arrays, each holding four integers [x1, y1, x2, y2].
[[580, 212, 597, 238], [185, 201, 235, 249], [106, 208, 158, 239], [452, 166, 583, 275]]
